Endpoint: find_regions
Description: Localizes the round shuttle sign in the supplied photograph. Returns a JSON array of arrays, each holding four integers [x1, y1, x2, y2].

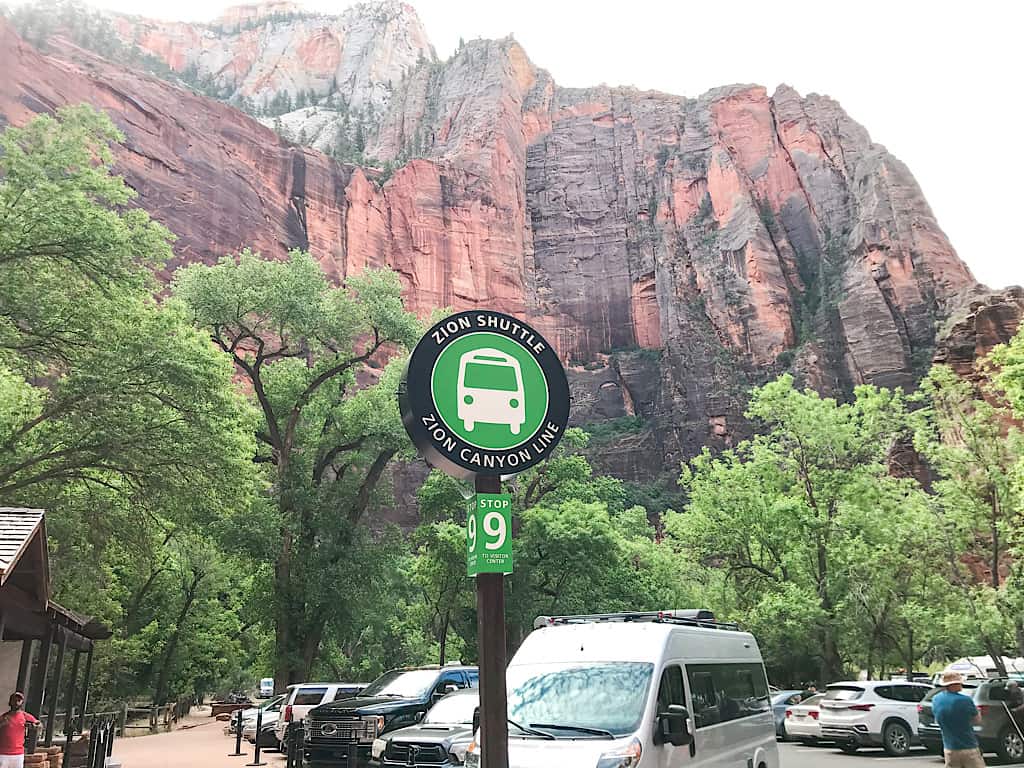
[[400, 310, 570, 481]]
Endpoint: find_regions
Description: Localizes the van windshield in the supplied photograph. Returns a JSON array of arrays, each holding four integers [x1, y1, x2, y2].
[[464, 362, 518, 391], [506, 662, 653, 738]]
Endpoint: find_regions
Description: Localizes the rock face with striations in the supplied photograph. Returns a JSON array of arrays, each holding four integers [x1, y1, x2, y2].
[[109, 0, 433, 112], [0, 6, 981, 488]]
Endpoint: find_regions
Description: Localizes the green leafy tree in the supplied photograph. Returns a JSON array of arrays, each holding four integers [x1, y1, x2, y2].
[[674, 375, 911, 684], [174, 251, 421, 687], [912, 365, 1024, 669], [0, 105, 258, 703], [410, 520, 472, 665]]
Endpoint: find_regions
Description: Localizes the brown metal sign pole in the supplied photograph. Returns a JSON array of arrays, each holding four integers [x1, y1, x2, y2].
[[475, 474, 509, 768]]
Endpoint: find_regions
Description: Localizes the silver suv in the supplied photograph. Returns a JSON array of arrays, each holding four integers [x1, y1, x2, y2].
[[918, 679, 1024, 762]]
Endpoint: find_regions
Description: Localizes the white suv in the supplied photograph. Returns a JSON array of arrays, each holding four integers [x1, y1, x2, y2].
[[819, 681, 932, 756], [274, 682, 365, 748]]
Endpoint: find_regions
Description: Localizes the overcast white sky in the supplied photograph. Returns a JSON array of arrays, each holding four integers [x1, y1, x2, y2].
[[15, 0, 1022, 287]]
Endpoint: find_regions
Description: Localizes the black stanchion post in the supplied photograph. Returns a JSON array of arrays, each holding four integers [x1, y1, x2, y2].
[[285, 724, 294, 768], [84, 718, 95, 768], [229, 709, 245, 756], [246, 708, 266, 767]]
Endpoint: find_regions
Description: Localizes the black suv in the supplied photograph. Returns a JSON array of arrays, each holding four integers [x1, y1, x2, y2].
[[918, 678, 1024, 762], [304, 665, 479, 768]]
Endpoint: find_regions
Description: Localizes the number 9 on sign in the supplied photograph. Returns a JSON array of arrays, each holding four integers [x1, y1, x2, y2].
[[483, 511, 506, 550], [467, 493, 513, 575]]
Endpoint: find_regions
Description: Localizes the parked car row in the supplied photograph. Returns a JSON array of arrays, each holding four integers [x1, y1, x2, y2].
[[778, 677, 1024, 761], [248, 608, 785, 768]]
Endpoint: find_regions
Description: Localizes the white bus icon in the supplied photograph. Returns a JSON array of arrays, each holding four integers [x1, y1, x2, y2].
[[457, 348, 526, 434]]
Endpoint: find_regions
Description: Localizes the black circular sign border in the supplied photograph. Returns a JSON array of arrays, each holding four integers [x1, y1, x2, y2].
[[400, 310, 570, 481]]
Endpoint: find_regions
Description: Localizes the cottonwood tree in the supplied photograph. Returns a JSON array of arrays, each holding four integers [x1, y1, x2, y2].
[[674, 375, 910, 684], [0, 106, 251, 504], [174, 252, 421, 686], [912, 365, 1023, 670], [0, 106, 257, 703]]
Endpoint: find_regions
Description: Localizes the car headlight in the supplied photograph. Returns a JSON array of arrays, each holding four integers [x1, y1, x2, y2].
[[465, 740, 479, 768], [371, 738, 388, 760], [596, 738, 642, 768], [450, 741, 471, 765]]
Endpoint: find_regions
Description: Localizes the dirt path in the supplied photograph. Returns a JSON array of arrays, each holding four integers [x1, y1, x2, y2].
[[112, 715, 287, 768]]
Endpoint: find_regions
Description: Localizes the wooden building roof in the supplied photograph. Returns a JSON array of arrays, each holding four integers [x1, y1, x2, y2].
[[0, 507, 45, 585]]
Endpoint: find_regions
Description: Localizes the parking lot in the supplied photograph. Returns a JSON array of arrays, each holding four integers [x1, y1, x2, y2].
[[780, 741, 1015, 767]]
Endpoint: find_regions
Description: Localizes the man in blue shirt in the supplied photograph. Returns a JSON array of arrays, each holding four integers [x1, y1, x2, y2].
[[931, 671, 984, 768]]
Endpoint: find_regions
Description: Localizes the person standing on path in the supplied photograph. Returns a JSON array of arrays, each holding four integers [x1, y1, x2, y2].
[[0, 692, 38, 768], [931, 671, 984, 768]]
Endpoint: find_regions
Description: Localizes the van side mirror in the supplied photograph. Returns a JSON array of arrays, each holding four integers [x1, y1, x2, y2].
[[444, 684, 459, 695], [472, 708, 480, 733], [658, 704, 692, 747]]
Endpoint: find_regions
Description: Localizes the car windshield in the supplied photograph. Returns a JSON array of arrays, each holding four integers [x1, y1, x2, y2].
[[425, 694, 478, 724], [824, 687, 864, 701], [262, 695, 285, 710], [464, 362, 518, 391], [506, 662, 653, 738], [361, 670, 440, 699]]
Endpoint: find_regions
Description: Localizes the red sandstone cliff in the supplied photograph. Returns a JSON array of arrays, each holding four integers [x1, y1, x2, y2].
[[0, 11, 984, 481]]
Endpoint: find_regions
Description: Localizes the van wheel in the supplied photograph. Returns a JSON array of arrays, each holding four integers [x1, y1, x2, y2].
[[998, 725, 1024, 762], [883, 722, 911, 757]]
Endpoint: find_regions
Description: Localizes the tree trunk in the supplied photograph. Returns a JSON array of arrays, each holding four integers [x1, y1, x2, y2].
[[905, 628, 915, 680], [154, 570, 203, 705], [991, 508, 1001, 589], [301, 615, 327, 680], [816, 536, 842, 683], [274, 526, 301, 692], [984, 637, 1008, 677], [438, 612, 450, 666]]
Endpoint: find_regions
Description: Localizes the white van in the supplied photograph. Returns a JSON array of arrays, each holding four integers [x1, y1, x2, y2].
[[259, 678, 275, 698], [466, 610, 778, 768]]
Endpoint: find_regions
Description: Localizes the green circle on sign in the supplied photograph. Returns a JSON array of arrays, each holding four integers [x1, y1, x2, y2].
[[431, 332, 549, 450]]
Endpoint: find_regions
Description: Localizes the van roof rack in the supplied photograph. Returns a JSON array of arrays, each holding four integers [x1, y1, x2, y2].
[[533, 609, 740, 631]]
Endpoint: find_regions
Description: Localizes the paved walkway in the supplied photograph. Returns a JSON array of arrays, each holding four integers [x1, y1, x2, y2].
[[112, 713, 287, 768]]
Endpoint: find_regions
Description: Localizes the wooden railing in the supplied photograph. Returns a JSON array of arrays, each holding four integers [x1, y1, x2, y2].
[[39, 696, 193, 740]]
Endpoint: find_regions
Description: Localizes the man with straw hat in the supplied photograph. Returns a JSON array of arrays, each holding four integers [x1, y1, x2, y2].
[[931, 671, 984, 767]]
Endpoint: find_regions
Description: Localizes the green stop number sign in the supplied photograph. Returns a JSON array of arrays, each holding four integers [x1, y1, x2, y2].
[[399, 311, 570, 481], [468, 493, 513, 575]]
